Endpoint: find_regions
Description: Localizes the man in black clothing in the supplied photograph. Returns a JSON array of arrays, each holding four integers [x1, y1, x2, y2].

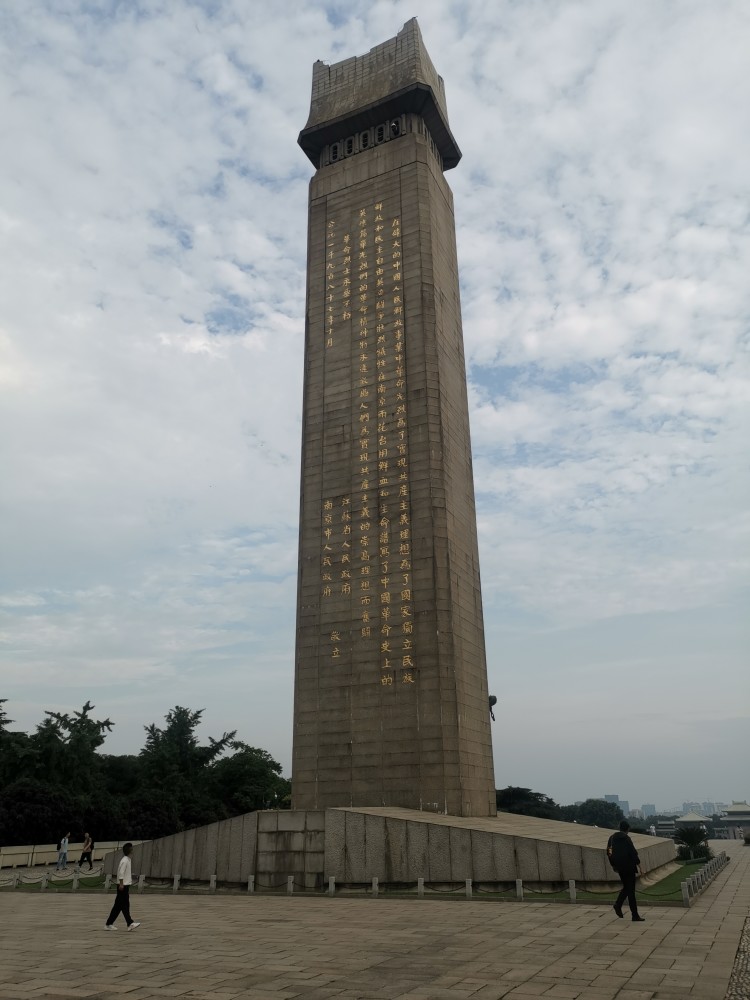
[[607, 820, 645, 922]]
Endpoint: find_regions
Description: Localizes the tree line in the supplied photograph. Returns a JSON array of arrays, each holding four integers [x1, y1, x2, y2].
[[0, 700, 290, 845], [496, 785, 629, 828], [0, 698, 651, 848]]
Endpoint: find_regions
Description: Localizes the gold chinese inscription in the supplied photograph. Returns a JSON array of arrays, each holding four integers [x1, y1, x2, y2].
[[320, 198, 415, 688]]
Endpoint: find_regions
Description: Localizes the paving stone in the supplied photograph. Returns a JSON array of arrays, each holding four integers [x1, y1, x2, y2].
[[0, 841, 746, 999]]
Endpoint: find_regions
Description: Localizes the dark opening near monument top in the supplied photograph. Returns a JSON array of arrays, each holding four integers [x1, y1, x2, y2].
[[292, 19, 496, 818]]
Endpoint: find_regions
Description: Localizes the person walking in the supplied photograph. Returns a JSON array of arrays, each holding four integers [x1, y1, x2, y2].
[[56, 832, 70, 871], [607, 820, 645, 922], [104, 843, 141, 931], [78, 832, 94, 872]]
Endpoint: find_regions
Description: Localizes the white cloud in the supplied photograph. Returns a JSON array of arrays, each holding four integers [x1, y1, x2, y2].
[[1, 0, 747, 804]]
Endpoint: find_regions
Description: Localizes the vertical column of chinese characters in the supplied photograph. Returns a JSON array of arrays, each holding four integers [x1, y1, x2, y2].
[[390, 212, 415, 685], [321, 217, 350, 666], [339, 493, 352, 613], [321, 497, 342, 661], [322, 217, 338, 662], [354, 207, 375, 653], [338, 216, 355, 654], [325, 218, 337, 349], [369, 201, 393, 686]]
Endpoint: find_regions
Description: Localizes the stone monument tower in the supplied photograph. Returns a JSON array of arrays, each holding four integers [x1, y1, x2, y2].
[[292, 19, 495, 817]]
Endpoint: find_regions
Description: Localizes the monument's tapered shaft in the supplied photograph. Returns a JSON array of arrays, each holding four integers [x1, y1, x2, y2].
[[292, 19, 495, 817]]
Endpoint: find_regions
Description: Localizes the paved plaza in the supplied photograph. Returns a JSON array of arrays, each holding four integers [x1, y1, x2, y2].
[[0, 842, 747, 1000]]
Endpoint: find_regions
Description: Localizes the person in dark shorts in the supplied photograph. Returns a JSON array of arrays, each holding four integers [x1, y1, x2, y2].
[[78, 832, 94, 871], [607, 820, 645, 922]]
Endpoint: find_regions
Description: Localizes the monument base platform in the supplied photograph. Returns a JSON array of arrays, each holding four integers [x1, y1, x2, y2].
[[107, 807, 676, 891]]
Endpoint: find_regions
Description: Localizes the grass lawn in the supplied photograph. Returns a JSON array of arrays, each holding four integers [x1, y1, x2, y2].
[[464, 860, 706, 904], [0, 862, 710, 905], [0, 872, 106, 892]]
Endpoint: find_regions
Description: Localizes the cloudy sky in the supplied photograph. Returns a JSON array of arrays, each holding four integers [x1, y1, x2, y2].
[[1, 0, 748, 812]]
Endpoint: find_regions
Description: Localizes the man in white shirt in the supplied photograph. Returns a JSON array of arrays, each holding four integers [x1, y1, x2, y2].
[[56, 833, 70, 871], [104, 842, 141, 931]]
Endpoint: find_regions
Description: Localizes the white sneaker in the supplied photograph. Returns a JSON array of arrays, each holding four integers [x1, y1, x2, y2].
[[104, 924, 117, 930], [127, 922, 141, 931]]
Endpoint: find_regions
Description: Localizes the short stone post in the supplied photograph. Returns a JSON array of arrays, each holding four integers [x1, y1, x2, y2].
[[209, 875, 217, 894], [12, 873, 18, 889], [371, 876, 379, 898], [465, 879, 472, 899], [287, 875, 294, 895], [41, 872, 49, 892], [72, 872, 79, 891], [417, 877, 424, 897], [104, 874, 112, 891], [247, 875, 255, 894], [137, 874, 145, 893], [172, 874, 180, 894], [515, 878, 523, 900], [568, 879, 576, 902], [328, 876, 335, 896], [681, 881, 691, 907]]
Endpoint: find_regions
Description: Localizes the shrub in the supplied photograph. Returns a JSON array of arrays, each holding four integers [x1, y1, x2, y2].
[[675, 825, 711, 860], [677, 843, 712, 862]]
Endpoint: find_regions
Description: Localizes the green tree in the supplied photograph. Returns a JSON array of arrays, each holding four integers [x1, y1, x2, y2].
[[141, 707, 236, 783], [210, 743, 290, 814], [0, 777, 75, 845], [569, 798, 624, 829], [496, 786, 561, 820], [0, 699, 33, 788], [0, 699, 11, 734], [138, 706, 237, 833], [30, 702, 113, 790], [0, 701, 292, 844]]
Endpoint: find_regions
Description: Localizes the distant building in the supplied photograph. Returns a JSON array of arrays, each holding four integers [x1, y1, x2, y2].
[[721, 802, 750, 838], [676, 811, 709, 828], [682, 801, 702, 814], [656, 817, 676, 836], [701, 802, 716, 816], [604, 794, 628, 815], [642, 804, 656, 817]]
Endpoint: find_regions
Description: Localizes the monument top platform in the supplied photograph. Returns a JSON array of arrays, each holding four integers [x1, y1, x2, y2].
[[298, 18, 461, 168]]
